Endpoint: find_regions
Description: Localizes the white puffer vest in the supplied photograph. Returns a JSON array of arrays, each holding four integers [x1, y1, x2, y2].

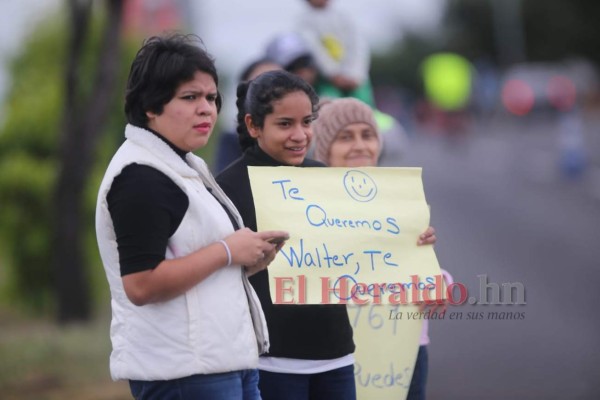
[[95, 125, 268, 381]]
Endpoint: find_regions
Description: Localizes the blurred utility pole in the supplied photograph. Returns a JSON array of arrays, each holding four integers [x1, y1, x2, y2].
[[491, 0, 526, 66], [53, 0, 124, 323]]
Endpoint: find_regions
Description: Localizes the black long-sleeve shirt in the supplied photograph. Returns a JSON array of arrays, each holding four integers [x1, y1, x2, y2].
[[216, 145, 355, 360], [106, 129, 239, 276]]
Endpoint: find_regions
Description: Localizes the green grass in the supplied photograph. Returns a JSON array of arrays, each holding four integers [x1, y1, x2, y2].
[[0, 308, 130, 400]]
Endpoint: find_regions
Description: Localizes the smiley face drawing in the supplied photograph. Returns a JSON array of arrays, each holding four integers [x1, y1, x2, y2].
[[343, 170, 378, 202]]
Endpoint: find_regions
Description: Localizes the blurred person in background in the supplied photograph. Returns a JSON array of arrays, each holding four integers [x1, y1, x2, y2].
[[265, 31, 319, 88], [296, 0, 375, 107], [95, 33, 288, 400], [266, 31, 410, 165], [216, 70, 358, 400], [312, 97, 447, 400], [372, 106, 411, 166], [214, 58, 282, 173]]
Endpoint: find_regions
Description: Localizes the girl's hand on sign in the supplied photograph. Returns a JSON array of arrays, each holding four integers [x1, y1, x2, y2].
[[417, 226, 436, 246]]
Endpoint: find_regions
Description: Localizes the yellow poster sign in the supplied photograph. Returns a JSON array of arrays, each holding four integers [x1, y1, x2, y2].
[[248, 166, 442, 305], [248, 166, 441, 400], [349, 304, 422, 399]]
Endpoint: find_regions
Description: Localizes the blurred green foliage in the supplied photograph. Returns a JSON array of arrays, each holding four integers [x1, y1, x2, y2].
[[371, 33, 440, 97], [441, 0, 600, 65], [0, 12, 221, 316], [522, 0, 600, 65], [370, 0, 600, 97], [0, 14, 137, 316], [0, 19, 65, 313]]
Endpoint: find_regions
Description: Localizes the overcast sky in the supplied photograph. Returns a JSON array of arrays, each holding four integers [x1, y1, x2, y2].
[[0, 0, 60, 103], [0, 0, 446, 124]]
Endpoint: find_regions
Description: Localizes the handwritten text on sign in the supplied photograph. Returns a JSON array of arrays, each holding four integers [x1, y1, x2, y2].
[[349, 303, 422, 399], [248, 167, 441, 304]]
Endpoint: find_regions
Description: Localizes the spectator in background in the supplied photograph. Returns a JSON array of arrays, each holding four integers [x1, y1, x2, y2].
[[265, 31, 319, 87], [213, 58, 282, 173], [296, 0, 375, 107], [372, 107, 411, 166], [265, 31, 410, 165]]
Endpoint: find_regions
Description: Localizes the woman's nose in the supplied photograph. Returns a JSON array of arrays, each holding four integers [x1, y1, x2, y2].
[[196, 99, 212, 115], [352, 137, 366, 149], [290, 125, 308, 141]]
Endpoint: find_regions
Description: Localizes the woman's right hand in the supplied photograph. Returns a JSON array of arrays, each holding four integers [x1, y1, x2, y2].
[[223, 228, 289, 267]]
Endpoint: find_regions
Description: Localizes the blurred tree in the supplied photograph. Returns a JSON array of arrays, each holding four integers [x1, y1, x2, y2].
[[370, 33, 440, 96], [443, 0, 497, 62], [53, 0, 123, 323], [369, 0, 599, 102], [442, 0, 600, 66], [522, 0, 600, 66], [0, 1, 131, 321], [0, 22, 68, 315]]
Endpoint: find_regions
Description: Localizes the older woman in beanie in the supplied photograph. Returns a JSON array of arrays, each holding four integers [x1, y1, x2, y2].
[[312, 97, 450, 400], [313, 97, 381, 168]]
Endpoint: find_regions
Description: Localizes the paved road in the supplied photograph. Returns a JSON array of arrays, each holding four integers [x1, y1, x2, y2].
[[400, 114, 600, 399]]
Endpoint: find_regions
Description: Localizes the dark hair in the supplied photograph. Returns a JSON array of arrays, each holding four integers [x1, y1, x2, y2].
[[238, 57, 276, 83], [124, 33, 222, 128], [235, 70, 319, 151], [284, 54, 315, 73]]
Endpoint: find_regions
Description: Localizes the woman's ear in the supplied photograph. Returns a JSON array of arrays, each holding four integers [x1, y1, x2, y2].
[[146, 110, 157, 121], [245, 114, 260, 138]]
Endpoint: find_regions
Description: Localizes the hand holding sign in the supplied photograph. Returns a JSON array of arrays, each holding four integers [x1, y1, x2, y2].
[[249, 166, 442, 400], [248, 166, 442, 305]]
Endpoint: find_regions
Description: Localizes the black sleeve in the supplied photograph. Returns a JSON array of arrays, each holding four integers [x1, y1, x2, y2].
[[106, 164, 189, 276], [213, 131, 243, 174], [216, 161, 257, 231]]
